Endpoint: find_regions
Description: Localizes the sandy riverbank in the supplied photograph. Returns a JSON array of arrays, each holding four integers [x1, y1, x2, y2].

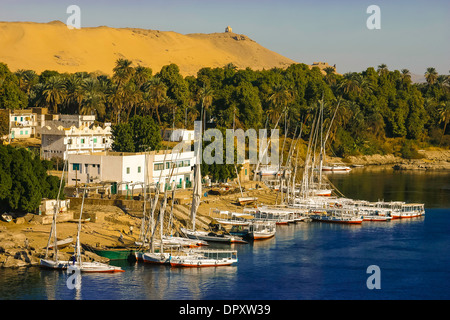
[[0, 180, 276, 268]]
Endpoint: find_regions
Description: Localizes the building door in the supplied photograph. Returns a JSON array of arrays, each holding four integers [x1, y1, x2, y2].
[[111, 182, 117, 195]]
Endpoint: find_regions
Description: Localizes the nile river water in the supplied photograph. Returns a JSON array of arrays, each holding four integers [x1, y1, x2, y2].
[[0, 167, 449, 300]]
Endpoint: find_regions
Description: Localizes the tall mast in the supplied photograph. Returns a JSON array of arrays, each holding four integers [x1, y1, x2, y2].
[[76, 186, 87, 266], [45, 147, 67, 262]]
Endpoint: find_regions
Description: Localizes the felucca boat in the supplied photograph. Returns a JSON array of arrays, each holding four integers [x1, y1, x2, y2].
[[40, 158, 70, 270], [169, 249, 238, 268], [70, 187, 124, 273]]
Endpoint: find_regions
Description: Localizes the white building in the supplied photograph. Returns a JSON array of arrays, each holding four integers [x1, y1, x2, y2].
[[0, 108, 96, 140], [67, 150, 196, 194], [41, 124, 112, 160], [57, 114, 95, 128], [3, 109, 37, 139]]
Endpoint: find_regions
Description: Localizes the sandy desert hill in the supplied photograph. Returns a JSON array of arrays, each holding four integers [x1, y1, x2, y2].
[[0, 21, 298, 76]]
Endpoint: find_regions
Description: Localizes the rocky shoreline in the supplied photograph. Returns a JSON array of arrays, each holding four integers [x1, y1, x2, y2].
[[0, 182, 274, 269], [331, 150, 450, 171]]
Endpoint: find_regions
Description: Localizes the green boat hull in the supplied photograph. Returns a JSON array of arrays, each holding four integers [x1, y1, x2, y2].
[[86, 246, 136, 261]]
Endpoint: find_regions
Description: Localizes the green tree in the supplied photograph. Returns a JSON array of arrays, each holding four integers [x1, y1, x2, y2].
[[425, 67, 438, 86], [0, 63, 28, 110], [41, 76, 66, 113], [438, 101, 450, 145], [111, 115, 161, 152], [111, 122, 135, 152], [0, 145, 63, 213]]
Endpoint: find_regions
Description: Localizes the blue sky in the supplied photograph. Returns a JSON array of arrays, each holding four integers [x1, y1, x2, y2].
[[0, 0, 449, 75]]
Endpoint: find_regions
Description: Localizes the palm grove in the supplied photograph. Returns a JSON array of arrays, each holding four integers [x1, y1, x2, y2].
[[1, 60, 449, 211]]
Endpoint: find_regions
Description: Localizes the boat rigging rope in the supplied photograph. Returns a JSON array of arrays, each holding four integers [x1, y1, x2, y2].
[[323, 176, 346, 198]]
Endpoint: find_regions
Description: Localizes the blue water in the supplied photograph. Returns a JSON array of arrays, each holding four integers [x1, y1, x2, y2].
[[0, 169, 449, 300]]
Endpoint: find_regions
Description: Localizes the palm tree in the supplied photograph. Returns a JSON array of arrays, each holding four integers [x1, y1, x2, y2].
[[338, 73, 362, 96], [377, 64, 388, 76], [199, 85, 214, 132], [65, 75, 84, 114], [41, 76, 66, 113], [267, 83, 293, 126], [401, 69, 412, 87], [122, 81, 142, 121], [133, 65, 152, 89], [425, 67, 438, 86], [15, 69, 38, 94], [107, 83, 123, 124], [113, 58, 135, 87], [81, 91, 105, 118], [143, 77, 167, 125], [436, 75, 449, 91], [438, 101, 450, 145], [80, 77, 106, 118], [323, 67, 335, 76]]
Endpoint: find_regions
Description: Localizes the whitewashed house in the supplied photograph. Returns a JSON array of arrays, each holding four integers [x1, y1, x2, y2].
[[7, 109, 36, 139], [67, 149, 196, 195], [41, 124, 112, 160]]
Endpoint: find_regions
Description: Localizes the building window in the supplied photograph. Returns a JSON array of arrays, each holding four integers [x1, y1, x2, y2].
[[93, 138, 97, 143], [183, 160, 190, 167], [126, 167, 130, 174], [72, 163, 80, 171], [245, 169, 248, 175], [166, 162, 171, 169], [20, 131, 23, 135], [98, 165, 101, 174], [138, 166, 141, 173], [81, 138, 85, 144], [154, 163, 164, 171], [25, 130, 28, 135]]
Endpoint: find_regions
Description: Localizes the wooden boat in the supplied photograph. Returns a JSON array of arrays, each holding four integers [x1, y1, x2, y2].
[[40, 160, 70, 271], [247, 207, 295, 225], [313, 189, 332, 197], [48, 237, 73, 249], [68, 261, 125, 273], [362, 215, 392, 222], [238, 196, 258, 206], [391, 203, 425, 219], [322, 165, 352, 172], [39, 258, 70, 270], [82, 244, 136, 261], [248, 221, 276, 240], [143, 252, 172, 264], [310, 209, 363, 224], [169, 249, 238, 268], [143, 249, 203, 265], [71, 186, 125, 273], [181, 228, 247, 244]]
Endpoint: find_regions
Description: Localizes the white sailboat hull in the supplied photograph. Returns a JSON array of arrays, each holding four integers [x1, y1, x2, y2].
[[40, 259, 70, 270], [68, 261, 124, 273], [143, 252, 172, 264], [181, 228, 246, 243]]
